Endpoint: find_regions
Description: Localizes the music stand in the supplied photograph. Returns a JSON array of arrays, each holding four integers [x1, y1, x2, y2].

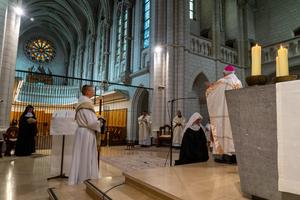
[[47, 135, 68, 180], [47, 110, 77, 180]]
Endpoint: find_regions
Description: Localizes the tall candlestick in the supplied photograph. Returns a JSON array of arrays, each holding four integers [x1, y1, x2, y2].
[[278, 46, 289, 76], [251, 44, 261, 76], [276, 56, 280, 77]]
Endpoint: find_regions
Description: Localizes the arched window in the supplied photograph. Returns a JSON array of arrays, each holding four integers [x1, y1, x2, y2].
[[116, 9, 128, 63], [142, 0, 150, 48], [189, 0, 195, 20], [25, 38, 56, 63]]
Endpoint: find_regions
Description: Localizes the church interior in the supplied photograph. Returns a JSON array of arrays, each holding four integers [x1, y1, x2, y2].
[[1, 0, 300, 199]]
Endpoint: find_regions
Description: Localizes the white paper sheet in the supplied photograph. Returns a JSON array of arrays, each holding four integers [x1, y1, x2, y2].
[[50, 110, 77, 176], [50, 110, 77, 136], [277, 80, 300, 195]]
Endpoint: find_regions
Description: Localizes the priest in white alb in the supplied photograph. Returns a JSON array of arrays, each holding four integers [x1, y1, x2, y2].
[[138, 111, 152, 146], [69, 85, 102, 185], [206, 65, 242, 164], [172, 110, 186, 147]]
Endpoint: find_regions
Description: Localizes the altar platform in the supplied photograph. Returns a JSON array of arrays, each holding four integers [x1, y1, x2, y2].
[[122, 162, 246, 200], [82, 161, 247, 200]]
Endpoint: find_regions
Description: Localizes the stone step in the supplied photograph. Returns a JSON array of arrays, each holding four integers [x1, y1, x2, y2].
[[48, 182, 93, 200], [85, 176, 169, 200], [123, 172, 175, 200]]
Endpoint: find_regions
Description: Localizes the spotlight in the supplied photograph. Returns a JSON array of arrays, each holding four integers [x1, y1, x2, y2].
[[30, 17, 34, 21], [13, 7, 24, 16], [154, 46, 162, 53]]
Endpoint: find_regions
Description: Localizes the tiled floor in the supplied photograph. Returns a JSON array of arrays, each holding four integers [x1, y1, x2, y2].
[[0, 146, 174, 200], [0, 146, 247, 200]]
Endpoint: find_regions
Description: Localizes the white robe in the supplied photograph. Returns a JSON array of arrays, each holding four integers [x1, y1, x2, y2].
[[204, 123, 211, 142], [138, 115, 152, 146], [68, 96, 101, 185], [172, 116, 186, 146], [206, 73, 242, 155]]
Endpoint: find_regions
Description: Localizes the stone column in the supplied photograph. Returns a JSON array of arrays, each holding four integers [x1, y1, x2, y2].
[[150, 0, 167, 132], [0, 1, 22, 129], [212, 0, 222, 60], [123, 1, 133, 84], [74, 45, 80, 78], [237, 0, 249, 68], [64, 61, 68, 84], [79, 45, 85, 79], [103, 22, 111, 81], [68, 54, 75, 85], [71, 54, 75, 76], [67, 54, 72, 78], [175, 0, 188, 114], [166, 0, 174, 123], [89, 34, 96, 80], [94, 22, 103, 81], [0, 0, 9, 75], [211, 0, 223, 80], [98, 25, 105, 80]]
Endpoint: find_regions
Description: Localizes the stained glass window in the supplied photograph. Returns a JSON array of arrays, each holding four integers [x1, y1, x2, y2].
[[143, 0, 150, 48], [189, 0, 195, 20], [25, 38, 56, 63], [116, 9, 128, 63]]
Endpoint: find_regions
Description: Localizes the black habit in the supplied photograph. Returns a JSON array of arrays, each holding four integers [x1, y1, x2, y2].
[[15, 115, 37, 156], [175, 127, 209, 165]]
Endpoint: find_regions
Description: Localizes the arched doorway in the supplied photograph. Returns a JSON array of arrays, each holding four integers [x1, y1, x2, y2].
[[131, 89, 149, 142], [192, 72, 209, 124]]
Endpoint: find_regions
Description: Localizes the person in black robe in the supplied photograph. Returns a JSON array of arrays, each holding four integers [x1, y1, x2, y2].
[[15, 105, 37, 156], [175, 112, 209, 165]]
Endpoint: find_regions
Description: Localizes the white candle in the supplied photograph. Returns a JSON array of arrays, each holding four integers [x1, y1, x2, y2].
[[251, 44, 261, 76], [278, 46, 289, 76], [276, 56, 280, 77]]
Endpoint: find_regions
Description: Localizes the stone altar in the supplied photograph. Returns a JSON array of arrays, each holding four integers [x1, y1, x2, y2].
[[226, 84, 300, 200]]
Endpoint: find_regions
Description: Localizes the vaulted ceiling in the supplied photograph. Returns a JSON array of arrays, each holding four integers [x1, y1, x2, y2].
[[20, 0, 112, 57]]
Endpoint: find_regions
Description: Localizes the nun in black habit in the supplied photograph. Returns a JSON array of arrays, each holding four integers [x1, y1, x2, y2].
[[175, 112, 209, 165], [15, 105, 37, 156]]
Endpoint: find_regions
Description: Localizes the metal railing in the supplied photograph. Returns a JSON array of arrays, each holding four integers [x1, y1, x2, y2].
[[11, 70, 152, 154]]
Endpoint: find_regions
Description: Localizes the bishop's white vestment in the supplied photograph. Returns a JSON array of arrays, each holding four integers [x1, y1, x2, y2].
[[206, 73, 242, 155]]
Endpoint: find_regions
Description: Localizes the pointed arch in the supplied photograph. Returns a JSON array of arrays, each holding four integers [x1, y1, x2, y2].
[[191, 72, 210, 123], [131, 88, 149, 141]]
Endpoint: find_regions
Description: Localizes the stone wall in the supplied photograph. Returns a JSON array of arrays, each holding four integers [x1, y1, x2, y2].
[[255, 0, 300, 45]]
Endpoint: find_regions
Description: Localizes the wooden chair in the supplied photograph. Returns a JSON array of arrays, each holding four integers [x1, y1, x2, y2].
[[0, 129, 5, 158], [3, 126, 19, 156], [0, 139, 3, 158], [156, 125, 172, 147]]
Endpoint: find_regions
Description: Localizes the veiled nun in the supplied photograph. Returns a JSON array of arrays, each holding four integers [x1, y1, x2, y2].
[[175, 112, 209, 165], [15, 105, 37, 156]]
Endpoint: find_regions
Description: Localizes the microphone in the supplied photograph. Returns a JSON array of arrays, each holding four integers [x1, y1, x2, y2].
[[168, 97, 200, 102]]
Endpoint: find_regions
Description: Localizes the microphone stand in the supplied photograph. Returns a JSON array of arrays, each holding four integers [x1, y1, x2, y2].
[[168, 97, 200, 167]]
